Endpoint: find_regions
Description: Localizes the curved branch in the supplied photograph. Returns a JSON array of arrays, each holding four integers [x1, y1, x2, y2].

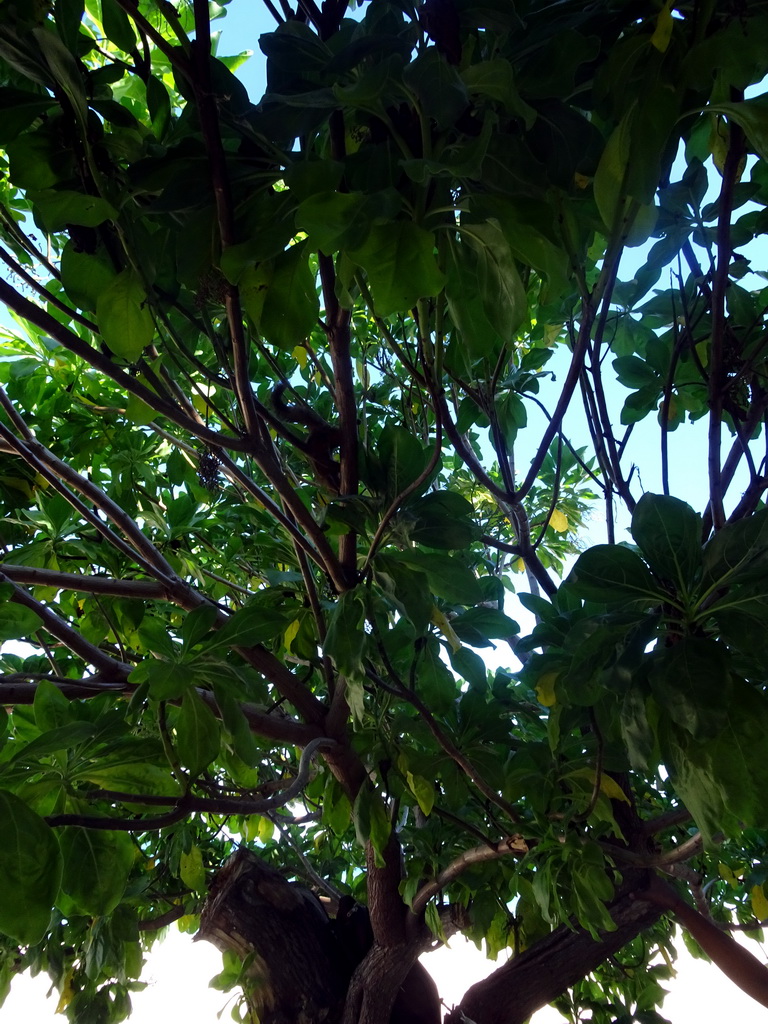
[[410, 835, 528, 918], [45, 737, 338, 830]]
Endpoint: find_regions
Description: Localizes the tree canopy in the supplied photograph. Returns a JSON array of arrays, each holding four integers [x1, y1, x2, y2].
[[1, 0, 768, 1022]]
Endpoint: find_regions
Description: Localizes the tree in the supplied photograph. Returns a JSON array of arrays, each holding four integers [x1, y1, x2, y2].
[[0, 0, 767, 1020]]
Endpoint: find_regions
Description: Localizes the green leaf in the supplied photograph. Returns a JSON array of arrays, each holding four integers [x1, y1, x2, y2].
[[33, 679, 73, 733], [409, 490, 481, 550], [650, 638, 732, 739], [96, 270, 155, 360], [594, 112, 631, 230], [403, 48, 468, 128], [444, 235, 503, 360], [405, 772, 434, 816], [495, 392, 527, 447], [258, 243, 319, 350], [374, 557, 432, 634], [296, 191, 381, 253], [212, 684, 260, 766], [567, 545, 661, 605], [449, 645, 488, 691], [324, 589, 365, 678], [6, 126, 72, 190], [176, 689, 221, 775], [450, 607, 520, 643], [416, 636, 459, 713], [28, 189, 117, 231], [461, 59, 535, 123], [60, 241, 117, 311], [0, 790, 62, 945], [613, 356, 659, 389], [630, 493, 701, 587], [460, 221, 527, 339], [323, 775, 351, 836], [0, 88, 56, 146], [59, 827, 134, 916], [211, 605, 290, 649], [11, 722, 97, 763], [378, 424, 432, 499], [181, 604, 220, 649], [78, 762, 180, 798], [702, 508, 768, 586], [708, 97, 768, 163], [100, 0, 137, 52], [130, 658, 191, 700], [392, 551, 482, 606], [0, 602, 42, 641], [619, 686, 655, 770], [32, 26, 88, 127], [146, 74, 171, 139], [663, 681, 768, 841], [349, 221, 445, 317], [353, 784, 391, 867]]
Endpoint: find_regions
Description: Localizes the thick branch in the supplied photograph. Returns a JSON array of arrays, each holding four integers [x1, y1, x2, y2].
[[448, 881, 662, 1024], [1, 573, 132, 680], [640, 874, 768, 1010], [0, 565, 167, 599]]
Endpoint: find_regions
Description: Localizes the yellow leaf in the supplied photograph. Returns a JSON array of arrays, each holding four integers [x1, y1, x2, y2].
[[293, 344, 308, 368], [565, 767, 629, 803], [179, 845, 206, 891], [430, 605, 462, 653], [549, 508, 568, 533], [257, 815, 274, 843], [718, 862, 739, 888], [513, 557, 526, 573], [284, 618, 300, 652], [535, 672, 558, 707], [574, 172, 591, 189], [598, 773, 630, 803], [650, 2, 674, 52], [191, 393, 208, 416], [55, 970, 76, 1013], [751, 884, 768, 922]]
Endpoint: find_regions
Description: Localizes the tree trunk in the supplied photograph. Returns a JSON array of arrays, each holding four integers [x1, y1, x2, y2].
[[198, 849, 347, 1024], [198, 851, 662, 1024]]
